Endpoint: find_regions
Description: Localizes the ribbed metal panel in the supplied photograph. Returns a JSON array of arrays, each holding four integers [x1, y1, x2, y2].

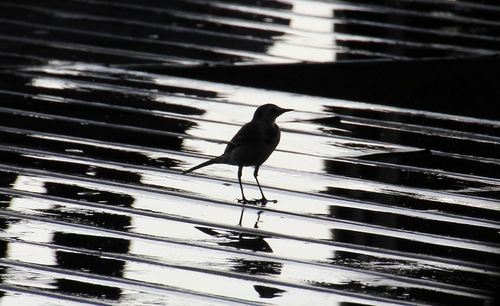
[[0, 1, 499, 305]]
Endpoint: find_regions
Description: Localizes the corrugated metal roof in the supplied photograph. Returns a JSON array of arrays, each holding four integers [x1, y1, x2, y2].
[[0, 0, 499, 305]]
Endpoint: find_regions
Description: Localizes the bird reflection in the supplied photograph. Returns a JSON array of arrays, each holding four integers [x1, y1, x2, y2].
[[195, 226, 273, 253], [253, 285, 286, 299], [238, 205, 264, 228]]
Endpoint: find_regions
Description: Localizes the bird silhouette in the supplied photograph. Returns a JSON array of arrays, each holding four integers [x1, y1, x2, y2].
[[183, 103, 292, 205]]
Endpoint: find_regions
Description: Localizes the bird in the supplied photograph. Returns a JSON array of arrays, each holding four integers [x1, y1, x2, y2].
[[183, 103, 292, 205]]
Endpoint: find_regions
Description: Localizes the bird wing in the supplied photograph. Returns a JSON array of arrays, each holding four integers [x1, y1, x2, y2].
[[224, 122, 259, 154]]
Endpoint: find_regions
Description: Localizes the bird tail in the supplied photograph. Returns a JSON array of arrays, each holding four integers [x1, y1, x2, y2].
[[182, 156, 224, 174]]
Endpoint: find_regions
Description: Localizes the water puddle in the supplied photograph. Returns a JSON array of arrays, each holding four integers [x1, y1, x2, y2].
[[1, 1, 500, 305]]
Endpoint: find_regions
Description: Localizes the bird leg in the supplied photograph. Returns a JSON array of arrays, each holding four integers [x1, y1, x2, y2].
[[237, 166, 249, 204], [238, 204, 245, 226], [254, 210, 263, 228], [253, 166, 277, 205]]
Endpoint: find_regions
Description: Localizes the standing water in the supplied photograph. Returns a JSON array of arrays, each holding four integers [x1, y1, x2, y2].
[[0, 1, 499, 305]]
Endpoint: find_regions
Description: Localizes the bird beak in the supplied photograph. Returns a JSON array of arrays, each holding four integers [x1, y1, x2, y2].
[[278, 108, 293, 115]]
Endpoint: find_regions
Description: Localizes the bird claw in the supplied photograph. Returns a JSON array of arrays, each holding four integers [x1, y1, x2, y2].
[[237, 198, 258, 205], [237, 198, 250, 204], [254, 198, 277, 206], [237, 198, 277, 206]]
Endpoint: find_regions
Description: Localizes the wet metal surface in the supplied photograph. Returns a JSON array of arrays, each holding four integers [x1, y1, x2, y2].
[[1, 1, 500, 306]]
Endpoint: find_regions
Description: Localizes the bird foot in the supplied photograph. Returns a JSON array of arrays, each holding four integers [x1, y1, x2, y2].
[[254, 210, 264, 228], [237, 198, 277, 206], [254, 198, 277, 206]]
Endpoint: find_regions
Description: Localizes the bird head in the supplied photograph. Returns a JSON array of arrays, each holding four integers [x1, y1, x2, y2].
[[252, 104, 292, 124]]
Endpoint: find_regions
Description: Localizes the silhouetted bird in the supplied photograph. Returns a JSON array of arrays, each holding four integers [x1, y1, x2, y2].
[[183, 104, 292, 204]]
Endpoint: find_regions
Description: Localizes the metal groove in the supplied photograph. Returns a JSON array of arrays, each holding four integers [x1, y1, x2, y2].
[[0, 258, 257, 306], [1, 163, 499, 272], [2, 125, 499, 231], [2, 237, 492, 298], [1, 1, 499, 304]]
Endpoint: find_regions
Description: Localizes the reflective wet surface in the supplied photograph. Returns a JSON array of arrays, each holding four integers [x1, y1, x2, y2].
[[1, 1, 500, 305]]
